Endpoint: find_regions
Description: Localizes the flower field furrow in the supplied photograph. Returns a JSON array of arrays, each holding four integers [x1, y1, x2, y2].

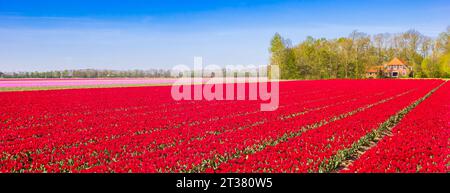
[[51, 86, 397, 172], [0, 82, 422, 172], [0, 79, 446, 173], [343, 82, 449, 173], [0, 82, 336, 140], [101, 82, 432, 172], [215, 80, 442, 172], [0, 82, 395, 172], [0, 83, 358, 158]]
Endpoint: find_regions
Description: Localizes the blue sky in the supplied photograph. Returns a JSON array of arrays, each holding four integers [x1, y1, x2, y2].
[[0, 0, 449, 71]]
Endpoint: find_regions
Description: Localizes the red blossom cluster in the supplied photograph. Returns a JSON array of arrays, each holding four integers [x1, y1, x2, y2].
[[216, 80, 443, 172], [0, 80, 447, 173], [343, 82, 449, 173]]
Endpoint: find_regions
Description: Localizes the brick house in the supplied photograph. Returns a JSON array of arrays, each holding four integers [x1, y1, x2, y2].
[[383, 58, 412, 78], [365, 65, 384, 78], [366, 58, 412, 78]]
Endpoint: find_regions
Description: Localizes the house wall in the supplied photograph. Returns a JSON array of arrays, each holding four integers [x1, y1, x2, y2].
[[366, 72, 377, 79], [385, 65, 410, 78]]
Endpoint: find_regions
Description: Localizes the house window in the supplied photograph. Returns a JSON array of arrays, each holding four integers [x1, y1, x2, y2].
[[392, 72, 398, 77]]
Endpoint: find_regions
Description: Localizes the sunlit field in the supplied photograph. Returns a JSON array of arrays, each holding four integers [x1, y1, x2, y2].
[[0, 79, 447, 173]]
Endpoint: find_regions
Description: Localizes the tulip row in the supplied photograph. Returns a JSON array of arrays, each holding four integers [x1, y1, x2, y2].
[[1, 80, 401, 172], [214, 80, 442, 172], [0, 81, 376, 172], [103, 80, 439, 172], [0, 81, 371, 172], [343, 81, 449, 173], [0, 79, 445, 173]]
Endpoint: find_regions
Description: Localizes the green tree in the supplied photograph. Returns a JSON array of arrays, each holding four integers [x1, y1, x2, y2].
[[438, 52, 450, 78], [269, 28, 450, 79], [269, 33, 286, 65], [269, 33, 299, 79]]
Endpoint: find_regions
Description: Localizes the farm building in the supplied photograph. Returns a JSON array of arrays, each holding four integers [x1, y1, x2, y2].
[[366, 58, 413, 78], [365, 66, 383, 79]]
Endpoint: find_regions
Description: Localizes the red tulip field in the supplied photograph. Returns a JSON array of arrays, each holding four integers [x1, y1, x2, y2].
[[0, 79, 448, 173]]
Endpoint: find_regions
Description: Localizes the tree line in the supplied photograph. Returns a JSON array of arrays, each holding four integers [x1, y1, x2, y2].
[[0, 69, 173, 78], [0, 68, 267, 79], [269, 27, 450, 79]]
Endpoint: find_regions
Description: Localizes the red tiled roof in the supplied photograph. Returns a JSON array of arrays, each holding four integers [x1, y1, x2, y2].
[[366, 66, 382, 73], [386, 57, 407, 66]]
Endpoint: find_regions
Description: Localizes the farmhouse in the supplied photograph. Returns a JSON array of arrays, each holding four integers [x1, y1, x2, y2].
[[384, 58, 412, 78], [366, 58, 412, 78], [365, 66, 383, 79]]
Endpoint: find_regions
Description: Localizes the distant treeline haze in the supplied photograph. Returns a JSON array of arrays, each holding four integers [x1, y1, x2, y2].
[[0, 69, 172, 78], [269, 27, 450, 79]]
